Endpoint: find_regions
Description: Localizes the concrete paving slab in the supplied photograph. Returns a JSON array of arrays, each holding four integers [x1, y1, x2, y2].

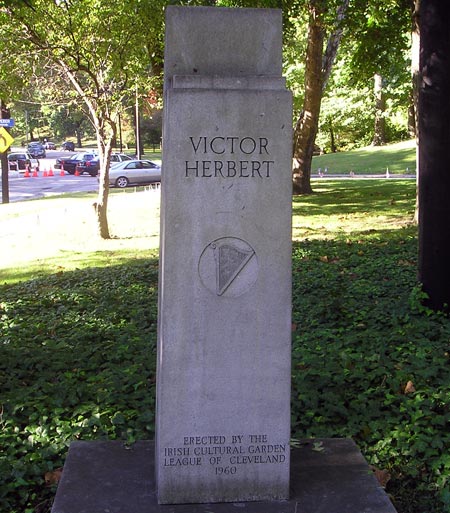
[[51, 439, 397, 513]]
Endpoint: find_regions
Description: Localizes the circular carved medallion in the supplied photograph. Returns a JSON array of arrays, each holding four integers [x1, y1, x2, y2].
[[198, 237, 258, 297]]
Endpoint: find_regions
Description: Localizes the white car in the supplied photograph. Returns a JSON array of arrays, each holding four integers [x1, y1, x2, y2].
[[108, 159, 161, 188], [7, 152, 39, 172], [111, 153, 134, 163]]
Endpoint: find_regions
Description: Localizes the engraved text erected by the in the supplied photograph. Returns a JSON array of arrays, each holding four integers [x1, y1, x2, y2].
[[162, 434, 287, 476]]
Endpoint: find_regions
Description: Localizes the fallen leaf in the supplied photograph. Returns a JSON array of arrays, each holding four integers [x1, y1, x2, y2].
[[404, 380, 416, 394], [371, 466, 391, 488], [44, 467, 63, 486], [398, 259, 415, 267]]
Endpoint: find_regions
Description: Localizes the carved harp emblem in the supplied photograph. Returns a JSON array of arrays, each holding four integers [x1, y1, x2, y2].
[[212, 241, 255, 296], [198, 237, 258, 297]]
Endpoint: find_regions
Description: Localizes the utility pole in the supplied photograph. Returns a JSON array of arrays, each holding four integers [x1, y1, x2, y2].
[[1, 100, 10, 204]]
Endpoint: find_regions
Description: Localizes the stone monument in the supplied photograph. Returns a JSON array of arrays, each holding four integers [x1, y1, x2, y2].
[[49, 8, 397, 513], [156, 5, 293, 505]]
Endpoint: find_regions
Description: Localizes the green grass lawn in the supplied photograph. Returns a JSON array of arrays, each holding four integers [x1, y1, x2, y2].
[[0, 177, 449, 513], [312, 139, 416, 175]]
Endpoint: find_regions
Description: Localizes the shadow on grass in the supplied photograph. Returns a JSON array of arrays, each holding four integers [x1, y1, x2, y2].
[[0, 173, 445, 512], [293, 179, 417, 218], [0, 257, 160, 512], [1, 225, 449, 512], [290, 231, 449, 513]]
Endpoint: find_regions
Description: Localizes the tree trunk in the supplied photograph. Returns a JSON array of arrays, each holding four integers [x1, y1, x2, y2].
[[93, 119, 116, 239], [411, 0, 420, 224], [328, 118, 337, 153], [292, 0, 349, 194], [372, 73, 386, 146], [94, 197, 110, 239], [292, 4, 324, 195], [75, 129, 82, 149], [57, 62, 114, 239], [94, 156, 111, 239], [408, 91, 416, 138], [411, 0, 420, 138], [418, 0, 450, 311]]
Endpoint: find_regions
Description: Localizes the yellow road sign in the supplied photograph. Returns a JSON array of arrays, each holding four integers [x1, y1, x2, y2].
[[0, 126, 14, 153]]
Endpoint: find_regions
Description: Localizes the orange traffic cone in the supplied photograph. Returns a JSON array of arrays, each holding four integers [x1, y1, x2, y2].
[[32, 167, 38, 177], [24, 165, 30, 178], [48, 168, 54, 177], [75, 169, 80, 176], [60, 163, 65, 176], [43, 169, 48, 177]]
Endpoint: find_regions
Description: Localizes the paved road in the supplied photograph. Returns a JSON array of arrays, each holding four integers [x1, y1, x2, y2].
[[1, 149, 98, 202], [0, 148, 161, 203], [3, 172, 99, 202]]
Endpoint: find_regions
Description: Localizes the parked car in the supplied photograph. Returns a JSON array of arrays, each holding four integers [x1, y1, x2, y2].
[[75, 153, 134, 177], [61, 141, 75, 151], [111, 153, 134, 163], [27, 142, 46, 158], [55, 152, 97, 175], [44, 141, 56, 150], [107, 160, 161, 188], [7, 152, 39, 172]]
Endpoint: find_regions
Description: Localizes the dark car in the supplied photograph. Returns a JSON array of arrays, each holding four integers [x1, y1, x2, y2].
[[27, 142, 46, 158], [75, 153, 134, 177], [55, 152, 97, 175], [61, 141, 75, 151]]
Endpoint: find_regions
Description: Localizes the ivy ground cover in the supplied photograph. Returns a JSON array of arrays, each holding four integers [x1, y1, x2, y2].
[[0, 179, 449, 513]]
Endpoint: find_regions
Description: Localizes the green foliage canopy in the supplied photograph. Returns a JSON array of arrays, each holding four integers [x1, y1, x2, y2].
[[0, 0, 165, 110], [0, 0, 167, 237], [344, 0, 411, 82], [0, 0, 166, 167]]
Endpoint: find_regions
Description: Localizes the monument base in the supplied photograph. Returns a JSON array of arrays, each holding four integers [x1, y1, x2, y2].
[[50, 439, 397, 513]]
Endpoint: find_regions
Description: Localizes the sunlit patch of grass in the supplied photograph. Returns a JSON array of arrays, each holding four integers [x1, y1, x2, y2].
[[1, 179, 418, 284], [292, 179, 416, 239], [0, 190, 161, 284], [312, 139, 416, 175], [0, 248, 159, 284]]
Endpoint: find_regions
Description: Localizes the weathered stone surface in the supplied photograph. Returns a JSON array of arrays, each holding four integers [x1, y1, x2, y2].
[[157, 6, 292, 504], [51, 439, 398, 513], [164, 6, 283, 81]]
